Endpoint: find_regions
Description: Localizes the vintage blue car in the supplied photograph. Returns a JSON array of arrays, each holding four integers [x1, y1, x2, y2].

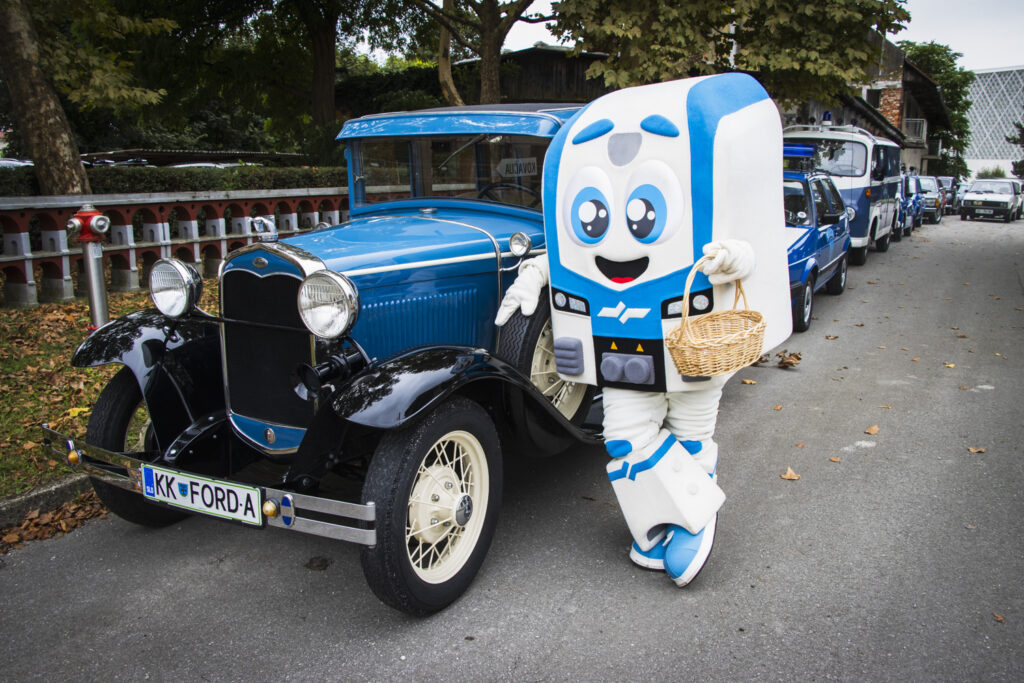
[[783, 167, 852, 332], [43, 104, 605, 616]]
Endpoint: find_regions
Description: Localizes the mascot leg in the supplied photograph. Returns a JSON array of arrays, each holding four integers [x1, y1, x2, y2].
[[602, 388, 725, 577], [660, 382, 729, 586]]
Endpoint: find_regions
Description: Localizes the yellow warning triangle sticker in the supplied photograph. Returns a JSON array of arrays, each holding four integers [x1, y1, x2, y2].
[[636, 343, 644, 352], [610, 341, 618, 350]]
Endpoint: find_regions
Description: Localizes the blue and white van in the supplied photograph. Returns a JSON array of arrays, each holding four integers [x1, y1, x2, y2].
[[783, 125, 901, 265]]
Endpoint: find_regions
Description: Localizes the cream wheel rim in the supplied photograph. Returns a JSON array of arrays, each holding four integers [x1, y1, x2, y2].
[[531, 319, 587, 419], [406, 430, 489, 584]]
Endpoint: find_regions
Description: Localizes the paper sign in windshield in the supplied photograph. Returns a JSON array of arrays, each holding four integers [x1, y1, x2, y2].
[[497, 157, 538, 177]]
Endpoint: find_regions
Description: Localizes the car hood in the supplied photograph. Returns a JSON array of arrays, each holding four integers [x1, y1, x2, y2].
[[963, 191, 1012, 202], [282, 209, 537, 287]]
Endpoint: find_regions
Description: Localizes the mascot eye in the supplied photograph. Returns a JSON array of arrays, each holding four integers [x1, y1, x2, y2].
[[625, 184, 667, 243], [570, 187, 610, 244]]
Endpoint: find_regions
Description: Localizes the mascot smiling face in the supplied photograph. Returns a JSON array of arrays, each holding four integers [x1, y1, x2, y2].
[[555, 100, 694, 291]]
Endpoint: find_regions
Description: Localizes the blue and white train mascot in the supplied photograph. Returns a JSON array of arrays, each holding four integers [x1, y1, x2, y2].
[[496, 73, 792, 586]]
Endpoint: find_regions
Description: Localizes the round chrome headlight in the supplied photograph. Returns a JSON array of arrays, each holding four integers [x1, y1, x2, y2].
[[150, 259, 202, 318], [845, 206, 856, 221], [509, 231, 532, 257], [297, 270, 359, 339]]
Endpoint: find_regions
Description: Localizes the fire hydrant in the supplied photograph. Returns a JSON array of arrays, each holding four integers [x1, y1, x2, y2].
[[66, 204, 111, 331]]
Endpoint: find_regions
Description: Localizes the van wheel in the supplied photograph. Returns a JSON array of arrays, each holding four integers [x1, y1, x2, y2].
[[848, 246, 868, 266], [874, 231, 890, 253], [361, 397, 502, 616]]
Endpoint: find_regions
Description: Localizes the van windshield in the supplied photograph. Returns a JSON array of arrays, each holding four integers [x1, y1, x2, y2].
[[795, 139, 867, 177]]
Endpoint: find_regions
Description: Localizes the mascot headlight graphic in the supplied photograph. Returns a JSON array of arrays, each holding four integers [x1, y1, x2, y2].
[[560, 156, 690, 289]]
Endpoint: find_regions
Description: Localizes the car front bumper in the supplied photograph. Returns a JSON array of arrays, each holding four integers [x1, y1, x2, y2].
[[40, 423, 377, 545]]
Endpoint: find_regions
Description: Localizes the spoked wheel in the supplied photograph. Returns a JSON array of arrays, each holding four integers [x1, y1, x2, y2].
[[361, 397, 502, 615], [792, 277, 814, 332], [86, 367, 188, 527], [498, 287, 595, 424]]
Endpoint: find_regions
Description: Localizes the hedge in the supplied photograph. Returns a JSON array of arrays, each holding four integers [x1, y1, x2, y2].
[[0, 165, 348, 198]]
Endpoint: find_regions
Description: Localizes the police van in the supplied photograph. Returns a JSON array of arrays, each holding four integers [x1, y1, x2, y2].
[[783, 125, 901, 265]]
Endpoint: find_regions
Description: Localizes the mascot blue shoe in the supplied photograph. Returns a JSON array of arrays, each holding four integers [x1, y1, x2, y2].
[[664, 515, 717, 587]]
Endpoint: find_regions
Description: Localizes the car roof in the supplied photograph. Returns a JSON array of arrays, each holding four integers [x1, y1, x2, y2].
[[337, 103, 583, 140]]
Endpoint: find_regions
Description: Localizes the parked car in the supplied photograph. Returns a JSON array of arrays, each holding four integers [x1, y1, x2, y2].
[[918, 175, 944, 223], [0, 157, 33, 168], [42, 103, 608, 616], [960, 179, 1018, 222], [937, 176, 956, 214], [784, 124, 900, 265], [1009, 178, 1024, 219], [896, 174, 925, 237], [783, 169, 852, 332]]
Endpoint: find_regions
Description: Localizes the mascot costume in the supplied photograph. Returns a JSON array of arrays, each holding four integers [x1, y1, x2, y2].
[[496, 73, 792, 586]]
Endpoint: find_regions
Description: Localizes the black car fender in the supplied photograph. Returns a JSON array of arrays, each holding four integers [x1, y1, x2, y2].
[[72, 310, 224, 451], [330, 346, 601, 453]]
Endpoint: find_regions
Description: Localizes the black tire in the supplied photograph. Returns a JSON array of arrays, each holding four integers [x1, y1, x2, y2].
[[497, 287, 595, 425], [848, 246, 868, 266], [874, 230, 890, 253], [934, 211, 942, 224], [961, 211, 968, 221], [86, 367, 189, 527], [361, 397, 502, 615], [891, 221, 902, 242], [791, 278, 813, 333], [825, 254, 848, 295]]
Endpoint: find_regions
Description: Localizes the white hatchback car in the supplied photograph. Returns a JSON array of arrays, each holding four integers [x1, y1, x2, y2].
[[960, 179, 1019, 222]]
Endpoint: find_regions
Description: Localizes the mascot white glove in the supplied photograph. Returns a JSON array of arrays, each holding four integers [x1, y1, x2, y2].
[[700, 239, 755, 285], [495, 256, 549, 326]]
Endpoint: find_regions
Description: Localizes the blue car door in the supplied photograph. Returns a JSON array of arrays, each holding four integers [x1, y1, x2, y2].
[[810, 179, 835, 271]]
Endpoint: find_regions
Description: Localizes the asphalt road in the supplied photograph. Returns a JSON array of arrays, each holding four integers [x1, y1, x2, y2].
[[3, 216, 1023, 681]]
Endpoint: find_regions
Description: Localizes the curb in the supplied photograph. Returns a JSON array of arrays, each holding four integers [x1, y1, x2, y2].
[[0, 475, 91, 528]]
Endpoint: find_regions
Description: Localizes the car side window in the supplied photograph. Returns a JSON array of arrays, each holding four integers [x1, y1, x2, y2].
[[823, 179, 845, 213], [810, 180, 830, 222]]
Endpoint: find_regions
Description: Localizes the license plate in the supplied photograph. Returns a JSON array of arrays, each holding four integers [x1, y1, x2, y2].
[[977, 209, 993, 214], [142, 464, 262, 525]]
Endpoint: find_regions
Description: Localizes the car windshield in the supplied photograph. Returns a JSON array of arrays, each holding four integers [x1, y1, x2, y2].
[[350, 134, 549, 210], [919, 177, 938, 191], [783, 180, 813, 226], [937, 176, 953, 188], [969, 181, 1012, 195], [793, 138, 868, 177]]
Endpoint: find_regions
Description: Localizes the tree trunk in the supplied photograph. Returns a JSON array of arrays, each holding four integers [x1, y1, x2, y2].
[[0, 0, 90, 195], [478, 32, 503, 104], [438, 0, 464, 106], [308, 19, 339, 128]]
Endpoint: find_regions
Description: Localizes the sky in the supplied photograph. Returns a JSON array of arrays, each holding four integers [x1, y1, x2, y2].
[[504, 0, 1024, 73]]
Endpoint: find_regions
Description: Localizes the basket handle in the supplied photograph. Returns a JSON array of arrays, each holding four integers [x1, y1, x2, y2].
[[678, 255, 751, 343]]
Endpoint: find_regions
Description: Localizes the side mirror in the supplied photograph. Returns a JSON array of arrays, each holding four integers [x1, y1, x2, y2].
[[822, 211, 843, 224], [872, 167, 885, 182]]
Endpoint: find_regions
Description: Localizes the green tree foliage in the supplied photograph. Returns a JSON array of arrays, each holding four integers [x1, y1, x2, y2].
[[551, 0, 910, 105], [898, 40, 975, 179], [1005, 121, 1024, 178], [976, 166, 1007, 179]]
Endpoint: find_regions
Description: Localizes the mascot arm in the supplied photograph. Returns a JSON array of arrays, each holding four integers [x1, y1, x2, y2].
[[701, 239, 755, 285], [495, 256, 550, 326]]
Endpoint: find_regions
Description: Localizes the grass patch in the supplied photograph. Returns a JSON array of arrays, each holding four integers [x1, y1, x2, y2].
[[0, 282, 218, 499]]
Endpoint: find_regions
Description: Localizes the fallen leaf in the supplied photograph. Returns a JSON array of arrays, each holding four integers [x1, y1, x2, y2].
[[867, 280, 877, 284], [901, 347, 909, 351], [774, 405, 783, 411], [879, 405, 893, 409], [780, 467, 801, 481], [855, 322, 865, 327], [956, 334, 967, 338], [795, 443, 805, 448], [776, 350, 802, 368], [959, 386, 969, 390], [968, 447, 985, 454], [912, 357, 920, 362], [741, 379, 756, 385], [962, 282, 970, 286], [944, 362, 956, 368], [877, 345, 886, 349], [952, 326, 960, 330], [825, 335, 838, 340], [67, 407, 89, 418], [2, 533, 19, 544], [965, 524, 976, 530], [994, 613, 1005, 624], [865, 425, 880, 435], [829, 456, 841, 463]]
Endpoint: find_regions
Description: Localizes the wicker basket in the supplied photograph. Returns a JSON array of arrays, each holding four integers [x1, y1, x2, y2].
[[665, 255, 765, 377]]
